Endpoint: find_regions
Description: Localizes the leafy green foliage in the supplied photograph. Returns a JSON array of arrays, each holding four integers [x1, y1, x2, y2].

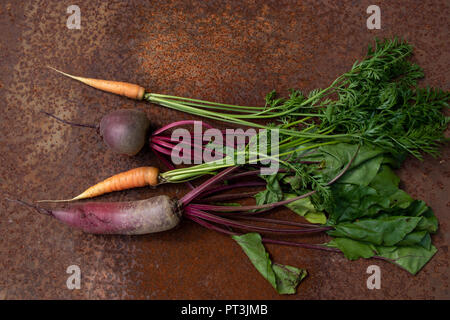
[[284, 194, 327, 224], [327, 238, 437, 275], [319, 143, 385, 186], [316, 38, 448, 159], [160, 38, 448, 185], [317, 143, 439, 274], [328, 216, 422, 246], [254, 174, 284, 205], [162, 38, 447, 281], [253, 141, 439, 275], [271, 38, 449, 160], [376, 245, 437, 275], [232, 233, 307, 294]]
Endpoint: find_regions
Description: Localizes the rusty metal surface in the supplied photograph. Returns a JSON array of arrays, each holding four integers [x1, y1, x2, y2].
[[0, 0, 448, 299]]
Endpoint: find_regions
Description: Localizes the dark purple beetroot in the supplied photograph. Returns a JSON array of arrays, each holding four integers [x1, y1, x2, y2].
[[99, 109, 151, 156]]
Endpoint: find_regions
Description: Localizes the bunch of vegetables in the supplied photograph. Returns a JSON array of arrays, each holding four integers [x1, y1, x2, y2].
[[12, 38, 448, 294]]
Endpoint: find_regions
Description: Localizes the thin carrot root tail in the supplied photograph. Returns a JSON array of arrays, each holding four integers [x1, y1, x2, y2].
[[48, 66, 146, 100], [36, 198, 78, 203], [37, 167, 160, 202]]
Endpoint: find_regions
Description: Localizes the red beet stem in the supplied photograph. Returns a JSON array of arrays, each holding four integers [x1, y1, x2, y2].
[[152, 120, 213, 136], [180, 166, 239, 206], [150, 143, 174, 156], [224, 169, 282, 181], [201, 191, 259, 202], [184, 210, 238, 236], [197, 181, 266, 199], [153, 135, 227, 159], [235, 216, 327, 228], [186, 206, 329, 234], [190, 190, 317, 212], [262, 238, 341, 253]]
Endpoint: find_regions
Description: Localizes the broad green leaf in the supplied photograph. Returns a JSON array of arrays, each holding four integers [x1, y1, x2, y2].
[[326, 238, 437, 275], [396, 200, 438, 233], [396, 231, 432, 250], [327, 184, 390, 224], [284, 194, 326, 224], [319, 143, 385, 186], [376, 245, 437, 275], [326, 238, 376, 260], [232, 233, 307, 294], [327, 167, 436, 225], [369, 165, 412, 209], [328, 216, 422, 246], [272, 264, 307, 295]]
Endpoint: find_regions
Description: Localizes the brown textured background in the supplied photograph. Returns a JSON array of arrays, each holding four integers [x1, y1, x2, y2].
[[0, 0, 448, 299]]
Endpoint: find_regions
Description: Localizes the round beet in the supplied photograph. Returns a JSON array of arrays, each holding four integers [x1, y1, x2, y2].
[[99, 109, 151, 156]]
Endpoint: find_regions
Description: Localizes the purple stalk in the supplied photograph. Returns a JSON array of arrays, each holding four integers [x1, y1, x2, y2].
[[154, 135, 211, 146], [232, 207, 277, 216], [152, 136, 226, 161], [180, 166, 240, 206], [151, 137, 178, 149], [262, 238, 389, 262], [207, 206, 279, 217], [150, 143, 174, 157], [197, 181, 266, 199], [224, 170, 269, 180], [186, 206, 329, 234], [262, 238, 341, 253], [152, 139, 204, 162], [201, 191, 259, 202], [185, 209, 338, 252], [184, 210, 238, 236], [190, 190, 317, 212], [152, 120, 213, 136], [153, 136, 205, 153], [235, 216, 328, 229]]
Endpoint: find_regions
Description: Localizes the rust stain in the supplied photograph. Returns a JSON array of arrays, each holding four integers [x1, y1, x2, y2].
[[0, 0, 448, 299]]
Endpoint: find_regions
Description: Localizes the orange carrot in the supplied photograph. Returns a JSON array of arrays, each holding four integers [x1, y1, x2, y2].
[[38, 167, 160, 202], [48, 67, 146, 100]]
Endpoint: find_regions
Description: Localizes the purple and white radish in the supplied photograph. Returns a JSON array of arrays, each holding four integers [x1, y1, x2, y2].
[[11, 196, 180, 235]]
